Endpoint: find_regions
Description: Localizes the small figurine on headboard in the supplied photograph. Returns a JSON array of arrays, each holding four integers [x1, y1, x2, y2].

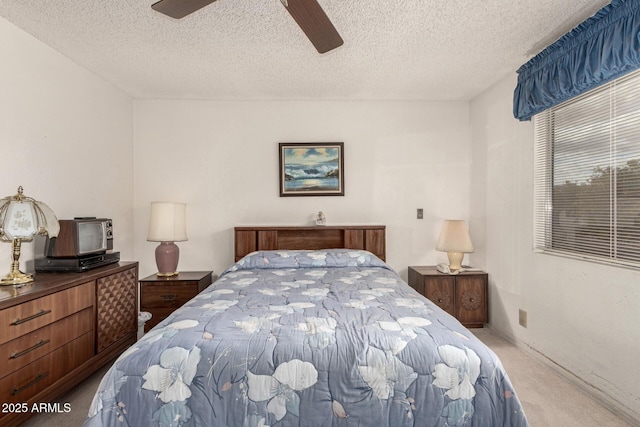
[[315, 211, 326, 226]]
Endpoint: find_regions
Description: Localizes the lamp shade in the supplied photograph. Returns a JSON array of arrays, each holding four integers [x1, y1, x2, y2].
[[147, 202, 187, 242], [0, 187, 59, 241], [3, 201, 38, 239], [436, 220, 474, 253], [0, 186, 59, 285]]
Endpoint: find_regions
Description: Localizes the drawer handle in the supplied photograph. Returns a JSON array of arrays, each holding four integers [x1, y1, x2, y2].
[[11, 372, 49, 396], [10, 339, 51, 359], [11, 309, 52, 326], [161, 294, 177, 301]]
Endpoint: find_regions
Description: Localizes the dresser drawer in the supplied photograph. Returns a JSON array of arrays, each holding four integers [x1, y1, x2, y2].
[[0, 282, 94, 345], [141, 284, 197, 309], [0, 308, 94, 380], [0, 332, 93, 404]]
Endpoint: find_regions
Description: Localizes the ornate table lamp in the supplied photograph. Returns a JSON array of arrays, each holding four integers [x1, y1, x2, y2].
[[0, 186, 60, 285], [436, 220, 474, 271], [147, 202, 187, 277]]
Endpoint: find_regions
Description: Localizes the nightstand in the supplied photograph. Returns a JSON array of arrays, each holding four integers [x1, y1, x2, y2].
[[140, 271, 214, 332], [408, 266, 488, 328]]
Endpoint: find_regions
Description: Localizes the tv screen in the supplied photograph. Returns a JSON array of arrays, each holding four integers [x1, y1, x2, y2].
[[78, 222, 106, 254]]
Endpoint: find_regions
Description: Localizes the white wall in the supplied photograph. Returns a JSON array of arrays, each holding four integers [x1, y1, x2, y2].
[[0, 17, 134, 270], [1, 12, 472, 291], [470, 74, 640, 420], [133, 100, 472, 278]]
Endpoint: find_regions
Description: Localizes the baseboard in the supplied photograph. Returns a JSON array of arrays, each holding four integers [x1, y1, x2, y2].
[[485, 324, 640, 426]]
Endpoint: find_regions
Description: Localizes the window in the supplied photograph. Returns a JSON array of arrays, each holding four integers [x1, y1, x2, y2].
[[534, 68, 640, 268]]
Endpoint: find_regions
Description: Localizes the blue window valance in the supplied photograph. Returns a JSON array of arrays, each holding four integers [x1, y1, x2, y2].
[[513, 0, 640, 121]]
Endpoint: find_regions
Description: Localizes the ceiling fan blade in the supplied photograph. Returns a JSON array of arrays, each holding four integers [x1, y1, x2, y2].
[[281, 0, 343, 54], [151, 0, 217, 19]]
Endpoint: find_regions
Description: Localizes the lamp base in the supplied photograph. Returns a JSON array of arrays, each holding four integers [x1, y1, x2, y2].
[[1, 238, 34, 286], [155, 241, 180, 277], [447, 252, 464, 271], [156, 271, 179, 277], [0, 270, 33, 286]]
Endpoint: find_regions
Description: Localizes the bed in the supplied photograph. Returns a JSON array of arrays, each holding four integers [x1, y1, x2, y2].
[[85, 226, 528, 427]]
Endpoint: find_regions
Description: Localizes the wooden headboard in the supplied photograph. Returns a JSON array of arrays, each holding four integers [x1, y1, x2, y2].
[[234, 225, 386, 261]]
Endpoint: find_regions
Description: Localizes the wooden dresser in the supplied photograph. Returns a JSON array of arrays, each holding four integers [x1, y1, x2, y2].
[[0, 262, 137, 426]]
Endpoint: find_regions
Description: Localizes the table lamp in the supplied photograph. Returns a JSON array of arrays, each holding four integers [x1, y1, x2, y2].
[[436, 220, 474, 271], [0, 186, 60, 285], [147, 202, 187, 277]]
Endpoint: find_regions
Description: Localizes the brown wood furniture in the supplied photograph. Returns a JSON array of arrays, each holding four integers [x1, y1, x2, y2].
[[234, 225, 386, 261], [408, 266, 488, 328], [140, 271, 214, 332], [0, 262, 138, 426]]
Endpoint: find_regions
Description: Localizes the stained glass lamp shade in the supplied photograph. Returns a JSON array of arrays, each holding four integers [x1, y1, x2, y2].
[[0, 186, 59, 285]]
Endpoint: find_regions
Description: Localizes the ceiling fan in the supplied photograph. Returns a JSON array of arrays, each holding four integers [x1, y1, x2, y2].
[[150, 0, 344, 54]]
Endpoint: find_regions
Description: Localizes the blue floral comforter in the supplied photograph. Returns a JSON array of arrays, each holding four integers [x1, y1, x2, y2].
[[85, 250, 528, 427]]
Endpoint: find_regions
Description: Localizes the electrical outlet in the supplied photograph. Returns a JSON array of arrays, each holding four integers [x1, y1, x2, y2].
[[519, 309, 528, 328], [417, 208, 423, 219]]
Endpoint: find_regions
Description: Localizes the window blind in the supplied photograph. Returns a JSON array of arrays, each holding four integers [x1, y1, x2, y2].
[[534, 67, 640, 267]]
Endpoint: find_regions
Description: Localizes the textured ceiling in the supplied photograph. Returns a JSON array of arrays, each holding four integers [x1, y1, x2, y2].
[[0, 0, 610, 101]]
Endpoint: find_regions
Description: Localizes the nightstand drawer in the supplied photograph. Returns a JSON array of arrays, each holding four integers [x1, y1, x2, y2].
[[423, 277, 455, 316], [141, 284, 198, 308], [455, 275, 488, 327]]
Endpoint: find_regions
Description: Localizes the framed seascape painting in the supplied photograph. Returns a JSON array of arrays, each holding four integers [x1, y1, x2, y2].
[[279, 142, 344, 196]]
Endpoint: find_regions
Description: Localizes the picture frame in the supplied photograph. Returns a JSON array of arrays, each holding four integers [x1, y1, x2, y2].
[[279, 142, 344, 197]]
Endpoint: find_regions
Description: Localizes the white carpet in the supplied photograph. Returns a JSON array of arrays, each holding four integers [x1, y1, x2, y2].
[[471, 328, 634, 427]]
